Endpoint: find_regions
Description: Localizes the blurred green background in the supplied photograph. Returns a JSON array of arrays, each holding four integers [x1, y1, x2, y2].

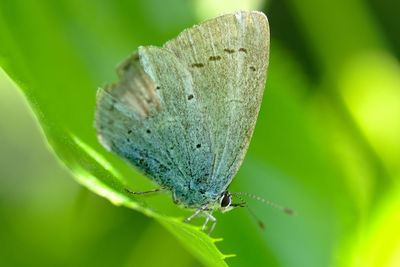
[[0, 0, 399, 266]]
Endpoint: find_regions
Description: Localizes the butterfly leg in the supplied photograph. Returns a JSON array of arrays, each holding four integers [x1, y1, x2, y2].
[[125, 187, 166, 194], [184, 204, 207, 223], [207, 212, 217, 235], [201, 209, 212, 231]]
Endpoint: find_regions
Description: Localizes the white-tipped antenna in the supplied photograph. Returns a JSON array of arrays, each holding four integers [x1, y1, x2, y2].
[[231, 192, 295, 215]]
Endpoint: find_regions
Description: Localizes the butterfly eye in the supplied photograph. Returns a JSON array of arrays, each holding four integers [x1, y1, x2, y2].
[[221, 192, 232, 207]]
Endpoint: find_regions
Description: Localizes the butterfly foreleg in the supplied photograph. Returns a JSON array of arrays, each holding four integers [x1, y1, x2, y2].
[[125, 187, 166, 195]]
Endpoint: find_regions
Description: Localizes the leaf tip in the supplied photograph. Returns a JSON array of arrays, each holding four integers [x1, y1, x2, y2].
[[212, 237, 224, 243], [222, 253, 236, 259]]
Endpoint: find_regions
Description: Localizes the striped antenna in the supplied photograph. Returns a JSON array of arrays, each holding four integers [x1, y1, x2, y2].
[[232, 194, 265, 230], [231, 192, 295, 215]]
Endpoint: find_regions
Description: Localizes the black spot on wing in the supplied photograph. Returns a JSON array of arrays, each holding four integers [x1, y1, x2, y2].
[[146, 129, 151, 134], [239, 48, 247, 53], [224, 48, 235, 54], [188, 94, 194, 100], [249, 66, 256, 71], [191, 63, 204, 68]]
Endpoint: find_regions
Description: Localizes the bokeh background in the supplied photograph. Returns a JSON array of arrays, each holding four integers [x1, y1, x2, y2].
[[0, 0, 399, 266]]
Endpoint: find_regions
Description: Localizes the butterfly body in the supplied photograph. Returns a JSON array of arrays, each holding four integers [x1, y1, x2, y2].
[[95, 11, 269, 214]]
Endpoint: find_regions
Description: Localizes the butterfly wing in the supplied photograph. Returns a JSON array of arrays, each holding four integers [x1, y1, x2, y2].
[[95, 11, 269, 201], [163, 11, 269, 193]]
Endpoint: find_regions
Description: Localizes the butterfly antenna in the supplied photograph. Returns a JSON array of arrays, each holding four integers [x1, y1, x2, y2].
[[232, 194, 265, 230], [231, 192, 295, 215]]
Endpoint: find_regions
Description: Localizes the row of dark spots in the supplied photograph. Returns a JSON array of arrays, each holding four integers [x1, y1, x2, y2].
[[128, 128, 151, 134], [191, 48, 248, 68], [191, 62, 255, 72], [191, 56, 220, 67], [125, 129, 151, 141], [223, 48, 247, 54]]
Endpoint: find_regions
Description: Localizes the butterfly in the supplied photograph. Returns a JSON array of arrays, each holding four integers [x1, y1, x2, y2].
[[95, 11, 292, 234]]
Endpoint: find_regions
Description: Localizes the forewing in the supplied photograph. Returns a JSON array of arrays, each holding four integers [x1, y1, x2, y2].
[[163, 11, 269, 191]]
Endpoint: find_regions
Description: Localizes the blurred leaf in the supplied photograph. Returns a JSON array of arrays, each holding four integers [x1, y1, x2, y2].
[[341, 185, 400, 267], [339, 52, 400, 177], [286, 0, 385, 74], [193, 0, 264, 19], [282, 1, 400, 266]]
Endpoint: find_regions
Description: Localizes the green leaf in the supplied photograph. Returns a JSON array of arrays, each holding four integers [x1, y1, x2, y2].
[[0, 1, 228, 266]]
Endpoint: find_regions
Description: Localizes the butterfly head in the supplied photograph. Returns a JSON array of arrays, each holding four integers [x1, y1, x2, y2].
[[172, 186, 235, 212]]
